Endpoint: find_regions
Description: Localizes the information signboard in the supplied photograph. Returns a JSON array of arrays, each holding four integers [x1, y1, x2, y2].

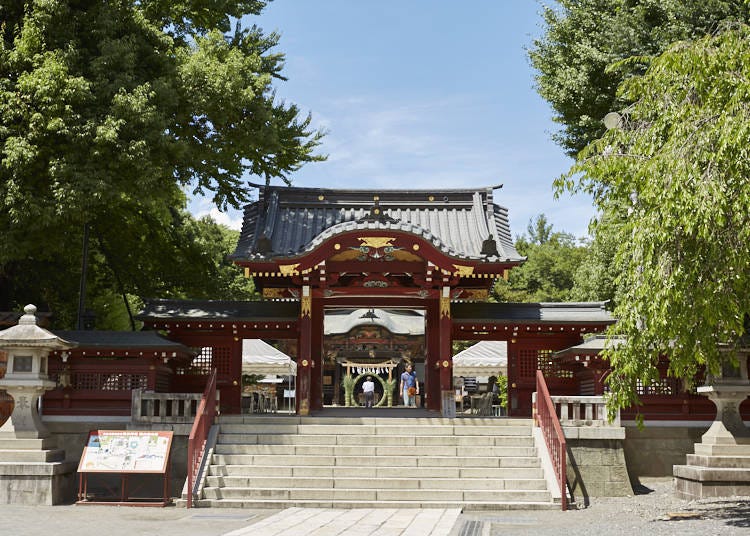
[[78, 430, 173, 474]]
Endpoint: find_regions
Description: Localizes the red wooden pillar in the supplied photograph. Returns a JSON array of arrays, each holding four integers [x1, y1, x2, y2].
[[297, 285, 312, 415], [507, 338, 519, 417], [425, 298, 441, 411], [438, 287, 453, 399], [591, 368, 608, 396], [226, 337, 242, 414], [310, 295, 324, 411]]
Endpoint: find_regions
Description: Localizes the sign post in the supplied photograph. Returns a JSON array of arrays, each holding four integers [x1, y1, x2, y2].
[[77, 430, 173, 506]]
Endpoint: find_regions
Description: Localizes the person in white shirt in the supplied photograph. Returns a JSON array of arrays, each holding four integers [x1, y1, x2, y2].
[[362, 376, 375, 408]]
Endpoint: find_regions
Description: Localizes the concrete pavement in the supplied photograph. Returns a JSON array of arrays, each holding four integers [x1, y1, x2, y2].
[[0, 505, 462, 536]]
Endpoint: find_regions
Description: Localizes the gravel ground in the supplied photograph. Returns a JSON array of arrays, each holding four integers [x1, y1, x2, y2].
[[454, 478, 750, 536]]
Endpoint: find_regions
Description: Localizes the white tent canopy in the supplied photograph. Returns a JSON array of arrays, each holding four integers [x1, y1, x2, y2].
[[242, 339, 297, 376], [452, 341, 507, 378]]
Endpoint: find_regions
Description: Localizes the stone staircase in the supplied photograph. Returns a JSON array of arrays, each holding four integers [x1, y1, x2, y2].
[[192, 415, 561, 510]]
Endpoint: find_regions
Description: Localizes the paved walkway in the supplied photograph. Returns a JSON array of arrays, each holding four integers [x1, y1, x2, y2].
[[225, 508, 461, 536]]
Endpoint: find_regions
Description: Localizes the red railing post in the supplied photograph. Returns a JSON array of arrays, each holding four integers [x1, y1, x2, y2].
[[186, 368, 218, 508], [535, 370, 567, 511]]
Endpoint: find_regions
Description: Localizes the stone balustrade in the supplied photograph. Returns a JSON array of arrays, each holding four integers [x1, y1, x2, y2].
[[131, 389, 206, 424], [550, 395, 619, 427]]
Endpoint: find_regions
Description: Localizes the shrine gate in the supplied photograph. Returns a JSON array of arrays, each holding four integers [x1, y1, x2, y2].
[[139, 185, 613, 415]]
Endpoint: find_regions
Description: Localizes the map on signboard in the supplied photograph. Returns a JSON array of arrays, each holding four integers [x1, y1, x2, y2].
[[78, 430, 173, 473]]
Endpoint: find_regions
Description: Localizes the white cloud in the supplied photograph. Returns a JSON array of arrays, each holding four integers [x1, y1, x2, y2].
[[191, 202, 244, 231]]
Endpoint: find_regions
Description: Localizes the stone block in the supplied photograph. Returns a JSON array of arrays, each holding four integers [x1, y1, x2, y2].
[[578, 427, 626, 440], [0, 461, 77, 505]]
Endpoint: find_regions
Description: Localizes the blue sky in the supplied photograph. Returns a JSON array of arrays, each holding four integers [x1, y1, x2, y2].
[[191, 1, 595, 240]]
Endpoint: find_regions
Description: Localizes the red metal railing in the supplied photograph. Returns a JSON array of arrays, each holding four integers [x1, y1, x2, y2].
[[186, 368, 218, 508], [535, 370, 567, 511]]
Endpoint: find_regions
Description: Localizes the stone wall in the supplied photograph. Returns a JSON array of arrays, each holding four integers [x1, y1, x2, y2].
[[623, 424, 707, 478], [566, 438, 632, 505], [45, 419, 190, 503]]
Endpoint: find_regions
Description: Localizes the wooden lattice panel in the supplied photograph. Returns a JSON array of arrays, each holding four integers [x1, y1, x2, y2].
[[518, 348, 573, 380], [636, 377, 679, 395], [190, 346, 232, 375], [70, 373, 148, 391], [518, 349, 539, 379]]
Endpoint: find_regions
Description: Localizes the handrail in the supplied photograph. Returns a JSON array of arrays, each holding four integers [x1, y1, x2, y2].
[[186, 368, 218, 508], [535, 370, 567, 511]]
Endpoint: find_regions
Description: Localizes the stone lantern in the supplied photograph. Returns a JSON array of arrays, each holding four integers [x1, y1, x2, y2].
[[697, 345, 750, 446], [674, 344, 750, 499], [0, 304, 76, 439]]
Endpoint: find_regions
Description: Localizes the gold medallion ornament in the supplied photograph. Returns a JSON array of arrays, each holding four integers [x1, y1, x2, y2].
[[442, 360, 450, 368], [301, 359, 309, 367]]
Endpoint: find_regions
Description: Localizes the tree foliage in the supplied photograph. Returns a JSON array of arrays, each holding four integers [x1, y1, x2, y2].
[[569, 214, 619, 303], [0, 1, 321, 327], [559, 25, 750, 416], [493, 214, 587, 302], [529, 0, 750, 156]]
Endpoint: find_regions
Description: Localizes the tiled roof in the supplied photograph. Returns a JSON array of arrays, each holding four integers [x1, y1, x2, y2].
[[554, 335, 624, 358], [136, 299, 299, 321], [52, 330, 193, 353], [452, 302, 615, 324], [230, 185, 523, 263]]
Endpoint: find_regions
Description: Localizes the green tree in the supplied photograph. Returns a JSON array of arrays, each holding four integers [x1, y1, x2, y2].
[[569, 215, 619, 303], [529, 0, 750, 156], [0, 1, 321, 327], [493, 215, 587, 302], [559, 25, 750, 416]]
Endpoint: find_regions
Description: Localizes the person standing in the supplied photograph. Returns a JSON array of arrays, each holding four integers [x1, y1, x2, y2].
[[400, 364, 418, 407], [362, 376, 375, 408]]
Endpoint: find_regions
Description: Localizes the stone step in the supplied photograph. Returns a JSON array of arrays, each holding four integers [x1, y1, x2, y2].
[[217, 424, 532, 436], [216, 433, 534, 447], [202, 416, 552, 510], [686, 453, 750, 468], [301, 424, 531, 436], [192, 498, 561, 510], [201, 486, 552, 503], [0, 438, 58, 450], [212, 443, 537, 458], [209, 464, 545, 479], [0, 449, 64, 463], [205, 475, 549, 491], [217, 416, 532, 427], [211, 454, 541, 468], [693, 443, 750, 457], [674, 464, 750, 482]]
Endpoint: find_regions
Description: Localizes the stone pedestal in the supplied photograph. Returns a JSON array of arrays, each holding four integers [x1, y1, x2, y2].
[[674, 359, 750, 500], [0, 379, 56, 439], [0, 304, 78, 504]]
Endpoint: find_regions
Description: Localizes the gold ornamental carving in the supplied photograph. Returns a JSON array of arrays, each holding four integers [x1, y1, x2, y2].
[[301, 359, 309, 367], [442, 360, 450, 368], [278, 263, 300, 276], [301, 295, 311, 317], [440, 296, 451, 318], [358, 237, 395, 249], [453, 264, 474, 277], [462, 289, 489, 301], [263, 287, 287, 299]]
